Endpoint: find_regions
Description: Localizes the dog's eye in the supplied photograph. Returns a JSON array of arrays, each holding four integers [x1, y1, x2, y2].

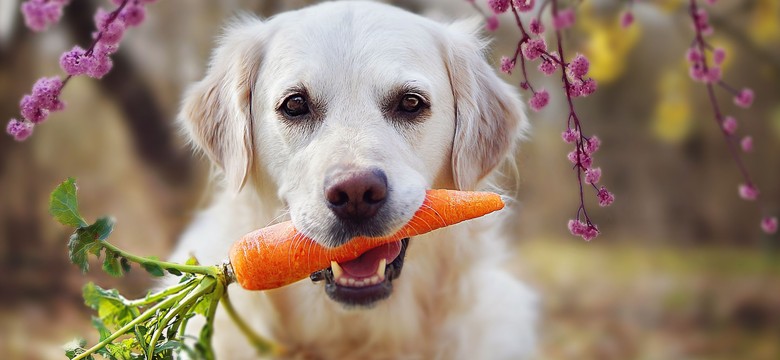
[[397, 94, 425, 113], [281, 94, 310, 117]]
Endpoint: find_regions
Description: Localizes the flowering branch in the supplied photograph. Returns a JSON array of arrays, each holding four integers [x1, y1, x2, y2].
[[6, 0, 155, 141], [483, 0, 613, 241], [686, 0, 777, 234]]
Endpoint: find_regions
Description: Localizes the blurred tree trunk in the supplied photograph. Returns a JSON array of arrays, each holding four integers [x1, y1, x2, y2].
[[64, 0, 193, 186]]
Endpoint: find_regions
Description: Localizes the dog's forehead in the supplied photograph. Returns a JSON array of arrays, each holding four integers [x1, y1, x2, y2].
[[262, 2, 447, 88]]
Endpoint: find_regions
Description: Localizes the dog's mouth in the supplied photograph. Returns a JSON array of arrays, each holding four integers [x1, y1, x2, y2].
[[310, 238, 409, 307]]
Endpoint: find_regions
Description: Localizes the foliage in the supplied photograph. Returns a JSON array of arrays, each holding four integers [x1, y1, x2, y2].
[[50, 178, 229, 360]]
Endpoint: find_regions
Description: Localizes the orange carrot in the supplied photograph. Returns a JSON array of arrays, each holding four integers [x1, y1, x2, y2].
[[228, 189, 504, 291]]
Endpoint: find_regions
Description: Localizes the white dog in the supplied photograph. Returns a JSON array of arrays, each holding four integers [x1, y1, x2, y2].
[[171, 1, 537, 359]]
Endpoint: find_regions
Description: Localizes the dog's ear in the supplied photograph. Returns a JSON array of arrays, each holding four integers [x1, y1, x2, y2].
[[443, 20, 528, 190], [180, 17, 266, 193]]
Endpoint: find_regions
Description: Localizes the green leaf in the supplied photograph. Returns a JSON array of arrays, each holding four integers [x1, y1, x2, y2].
[[91, 317, 112, 341], [64, 337, 93, 360], [141, 258, 165, 277], [50, 177, 87, 228], [133, 325, 150, 350], [166, 268, 182, 276], [196, 322, 215, 360], [191, 295, 213, 318], [106, 339, 137, 360], [154, 340, 184, 354], [103, 249, 124, 277], [91, 216, 115, 241], [121, 257, 132, 274], [83, 282, 140, 330], [185, 256, 200, 266], [67, 217, 115, 273]]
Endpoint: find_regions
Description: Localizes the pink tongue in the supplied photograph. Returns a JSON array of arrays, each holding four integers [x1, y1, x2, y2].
[[338, 241, 402, 278]]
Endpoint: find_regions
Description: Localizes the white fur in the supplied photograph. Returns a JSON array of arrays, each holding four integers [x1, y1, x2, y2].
[[173, 2, 537, 359]]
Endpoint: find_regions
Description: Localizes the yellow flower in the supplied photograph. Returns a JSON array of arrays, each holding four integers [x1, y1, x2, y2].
[[652, 68, 693, 143], [577, 8, 641, 84], [748, 0, 780, 45]]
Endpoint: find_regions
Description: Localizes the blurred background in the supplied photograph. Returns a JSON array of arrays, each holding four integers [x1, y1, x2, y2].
[[1, 0, 779, 359]]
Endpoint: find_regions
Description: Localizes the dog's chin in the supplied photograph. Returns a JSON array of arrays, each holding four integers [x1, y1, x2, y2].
[[310, 238, 409, 308]]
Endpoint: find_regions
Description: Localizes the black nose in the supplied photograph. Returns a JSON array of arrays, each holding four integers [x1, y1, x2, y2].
[[325, 167, 388, 223]]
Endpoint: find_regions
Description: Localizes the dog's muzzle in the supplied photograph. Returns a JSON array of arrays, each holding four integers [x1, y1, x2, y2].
[[310, 238, 409, 307]]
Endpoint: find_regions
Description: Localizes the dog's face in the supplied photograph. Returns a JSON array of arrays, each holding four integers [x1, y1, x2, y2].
[[181, 2, 526, 307]]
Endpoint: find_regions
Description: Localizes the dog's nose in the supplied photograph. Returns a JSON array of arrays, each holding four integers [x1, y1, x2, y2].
[[325, 167, 388, 222]]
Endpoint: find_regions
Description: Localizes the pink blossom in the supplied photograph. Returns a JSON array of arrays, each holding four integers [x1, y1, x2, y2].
[[568, 54, 589, 78], [722, 116, 737, 135], [20, 95, 47, 123], [620, 11, 634, 28], [6, 119, 34, 141], [689, 63, 706, 82], [562, 128, 579, 143], [567, 82, 582, 97], [579, 79, 597, 96], [513, 0, 535, 12], [538, 60, 557, 75], [485, 15, 499, 31], [552, 8, 575, 30], [585, 167, 602, 185], [597, 186, 615, 207], [713, 47, 726, 65], [584, 136, 601, 154], [740, 136, 753, 152], [488, 0, 510, 14], [568, 219, 599, 241], [692, 8, 709, 32], [529, 18, 544, 34], [500, 56, 515, 74], [686, 48, 703, 63], [733, 88, 754, 108], [738, 183, 759, 201], [31, 76, 64, 111], [96, 41, 119, 55], [529, 90, 549, 111], [99, 21, 126, 45], [94, 8, 114, 30], [21, 0, 69, 32], [705, 66, 721, 83], [567, 149, 592, 169], [761, 216, 778, 234], [522, 38, 547, 60], [87, 55, 113, 79], [59, 46, 92, 76], [119, 4, 146, 27]]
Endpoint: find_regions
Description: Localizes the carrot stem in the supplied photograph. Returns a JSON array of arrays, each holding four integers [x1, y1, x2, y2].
[[220, 290, 284, 356]]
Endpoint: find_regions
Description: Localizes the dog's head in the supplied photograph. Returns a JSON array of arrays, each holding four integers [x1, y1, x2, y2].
[[181, 2, 527, 307]]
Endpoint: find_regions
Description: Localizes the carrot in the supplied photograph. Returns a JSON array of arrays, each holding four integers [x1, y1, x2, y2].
[[228, 189, 505, 291]]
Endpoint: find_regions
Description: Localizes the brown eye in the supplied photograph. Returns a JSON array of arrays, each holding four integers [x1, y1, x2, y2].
[[398, 94, 425, 113], [282, 94, 309, 117]]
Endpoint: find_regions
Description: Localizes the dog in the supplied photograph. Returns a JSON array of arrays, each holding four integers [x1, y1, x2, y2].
[[170, 1, 537, 358]]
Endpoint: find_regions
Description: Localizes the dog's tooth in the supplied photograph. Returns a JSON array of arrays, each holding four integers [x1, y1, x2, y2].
[[376, 258, 387, 279], [354, 280, 364, 287], [338, 277, 348, 286], [348, 278, 356, 286], [369, 275, 379, 285], [331, 261, 343, 280]]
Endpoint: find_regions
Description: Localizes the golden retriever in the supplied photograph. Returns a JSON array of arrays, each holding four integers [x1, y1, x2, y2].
[[171, 1, 537, 358]]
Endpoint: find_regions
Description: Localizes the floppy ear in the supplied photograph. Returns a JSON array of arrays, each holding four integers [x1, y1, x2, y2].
[[179, 17, 266, 192], [444, 20, 529, 190]]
